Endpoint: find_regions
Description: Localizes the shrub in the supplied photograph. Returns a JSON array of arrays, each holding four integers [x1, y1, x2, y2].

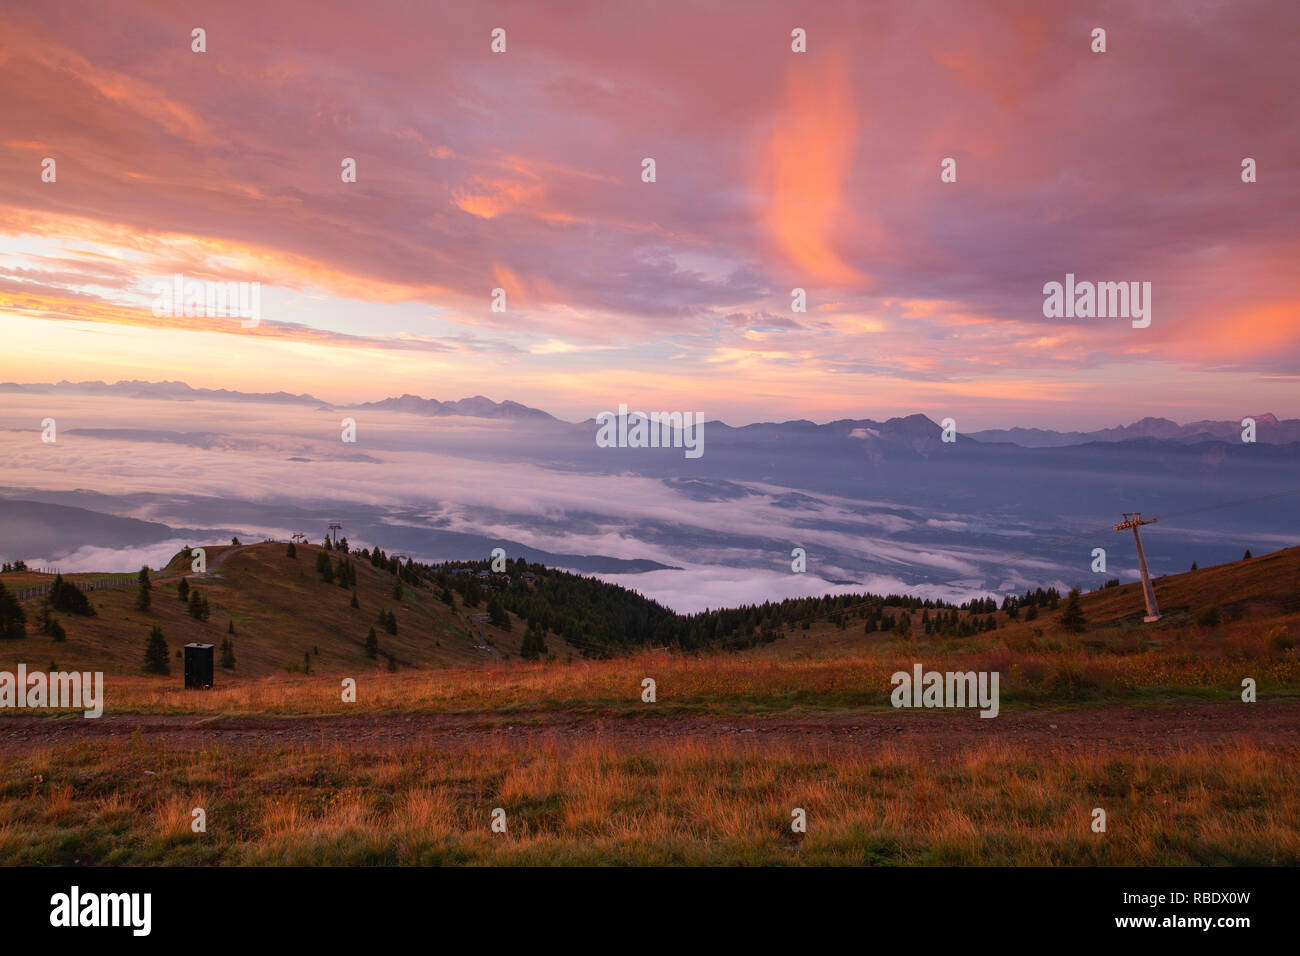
[[1267, 625, 1294, 652]]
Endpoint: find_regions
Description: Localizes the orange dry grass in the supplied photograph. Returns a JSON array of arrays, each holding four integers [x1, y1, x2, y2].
[[0, 737, 1295, 865], [41, 627, 1299, 717]]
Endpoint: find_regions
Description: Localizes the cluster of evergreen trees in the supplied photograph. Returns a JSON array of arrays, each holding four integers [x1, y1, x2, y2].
[[316, 551, 358, 587], [343, 550, 1043, 657], [13, 574, 101, 642], [139, 538, 1123, 668], [0, 560, 29, 572], [519, 619, 548, 659], [46, 574, 95, 616]]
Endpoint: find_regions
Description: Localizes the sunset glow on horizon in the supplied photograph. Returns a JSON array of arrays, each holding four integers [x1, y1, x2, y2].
[[1, 0, 1297, 428]]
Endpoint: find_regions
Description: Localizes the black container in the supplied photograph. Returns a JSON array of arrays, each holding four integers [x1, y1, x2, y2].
[[184, 642, 215, 689]]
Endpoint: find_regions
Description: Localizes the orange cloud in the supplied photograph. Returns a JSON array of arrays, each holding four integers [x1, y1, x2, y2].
[[1175, 301, 1300, 362], [454, 177, 547, 219], [758, 56, 870, 288], [8, 22, 210, 144], [0, 208, 449, 305]]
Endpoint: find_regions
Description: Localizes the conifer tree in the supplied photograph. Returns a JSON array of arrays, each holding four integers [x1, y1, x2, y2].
[[0, 581, 27, 640], [144, 625, 170, 675], [1060, 588, 1087, 634], [135, 565, 152, 612]]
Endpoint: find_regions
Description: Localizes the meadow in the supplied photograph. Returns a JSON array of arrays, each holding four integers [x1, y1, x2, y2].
[[1, 738, 1294, 865]]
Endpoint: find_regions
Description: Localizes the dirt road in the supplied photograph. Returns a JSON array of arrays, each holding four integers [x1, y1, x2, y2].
[[1, 701, 1295, 757]]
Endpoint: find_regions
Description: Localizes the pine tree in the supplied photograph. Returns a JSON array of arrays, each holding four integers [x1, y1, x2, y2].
[[228, 619, 235, 634], [1060, 588, 1087, 634], [487, 596, 510, 631], [49, 574, 94, 616], [392, 579, 403, 601], [350, 591, 359, 609], [520, 620, 548, 660], [220, 638, 236, 669], [144, 625, 170, 675], [287, 542, 297, 558], [135, 565, 152, 612], [1190, 561, 1198, 571], [41, 603, 65, 642], [178, 577, 190, 601], [1243, 549, 1253, 560], [0, 581, 26, 640], [365, 627, 378, 658]]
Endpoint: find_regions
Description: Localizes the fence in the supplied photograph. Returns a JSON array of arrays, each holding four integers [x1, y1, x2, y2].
[[10, 574, 137, 603]]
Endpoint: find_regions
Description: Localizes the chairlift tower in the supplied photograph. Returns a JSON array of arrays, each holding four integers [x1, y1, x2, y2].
[[328, 523, 343, 547], [471, 612, 492, 648], [1114, 512, 1161, 622]]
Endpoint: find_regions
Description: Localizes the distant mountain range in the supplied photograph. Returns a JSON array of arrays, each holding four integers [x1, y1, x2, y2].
[[2, 381, 1295, 444], [0, 379, 324, 406], [353, 394, 556, 421], [968, 414, 1300, 446], [0, 380, 555, 422]]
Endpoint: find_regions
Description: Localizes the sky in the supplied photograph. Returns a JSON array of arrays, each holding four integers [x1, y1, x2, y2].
[[0, 0, 1297, 429]]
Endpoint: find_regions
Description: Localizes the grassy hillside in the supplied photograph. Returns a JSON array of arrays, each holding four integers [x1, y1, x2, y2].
[[2, 545, 1296, 868], [0, 543, 582, 676], [744, 545, 1300, 660], [0, 542, 1295, 689]]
